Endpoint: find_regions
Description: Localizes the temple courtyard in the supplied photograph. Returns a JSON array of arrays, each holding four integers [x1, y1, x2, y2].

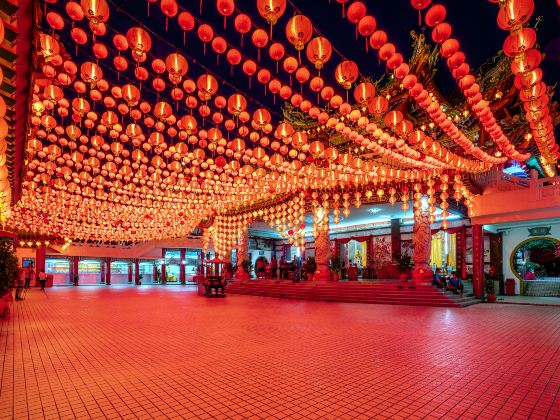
[[1, 287, 559, 419]]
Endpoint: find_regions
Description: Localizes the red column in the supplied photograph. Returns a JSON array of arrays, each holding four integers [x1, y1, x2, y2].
[[128, 262, 133, 283], [180, 249, 186, 284], [36, 245, 46, 286], [72, 257, 79, 285], [134, 260, 140, 285], [105, 258, 111, 285], [390, 218, 401, 261], [161, 248, 166, 284], [472, 224, 484, 298]]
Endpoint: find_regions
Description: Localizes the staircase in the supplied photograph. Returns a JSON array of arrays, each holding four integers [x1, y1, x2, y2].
[[227, 279, 481, 308]]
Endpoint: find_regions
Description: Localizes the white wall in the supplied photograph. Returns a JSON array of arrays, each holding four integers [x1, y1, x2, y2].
[[499, 220, 560, 294]]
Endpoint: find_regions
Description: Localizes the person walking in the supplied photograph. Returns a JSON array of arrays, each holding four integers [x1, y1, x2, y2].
[[38, 270, 47, 290]]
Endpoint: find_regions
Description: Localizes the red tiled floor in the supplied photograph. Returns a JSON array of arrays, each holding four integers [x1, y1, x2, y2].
[[1, 287, 560, 419]]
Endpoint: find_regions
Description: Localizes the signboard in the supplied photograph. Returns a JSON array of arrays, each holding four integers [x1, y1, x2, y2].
[[528, 227, 551, 236]]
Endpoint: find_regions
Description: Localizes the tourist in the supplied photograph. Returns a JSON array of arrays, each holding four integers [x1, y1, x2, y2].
[[24, 264, 34, 289], [525, 269, 536, 280], [448, 274, 464, 296], [38, 270, 47, 290], [270, 256, 278, 278], [432, 268, 444, 288]]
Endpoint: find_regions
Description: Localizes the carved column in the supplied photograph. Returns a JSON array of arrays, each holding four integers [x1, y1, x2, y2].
[[411, 212, 433, 286], [105, 258, 111, 285], [472, 224, 484, 298], [314, 225, 331, 282], [235, 228, 249, 281]]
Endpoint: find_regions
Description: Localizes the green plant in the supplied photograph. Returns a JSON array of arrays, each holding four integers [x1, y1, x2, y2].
[[155, 266, 161, 282], [136, 273, 143, 281], [525, 262, 546, 278], [329, 255, 344, 276], [0, 239, 18, 294], [303, 256, 317, 275], [396, 255, 413, 274], [484, 276, 495, 294]]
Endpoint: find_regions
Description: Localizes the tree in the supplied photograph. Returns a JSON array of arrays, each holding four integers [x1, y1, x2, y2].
[[0, 239, 18, 294]]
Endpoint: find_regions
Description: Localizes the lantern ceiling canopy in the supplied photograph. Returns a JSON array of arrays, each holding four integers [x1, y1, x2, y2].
[[7, 0, 559, 246]]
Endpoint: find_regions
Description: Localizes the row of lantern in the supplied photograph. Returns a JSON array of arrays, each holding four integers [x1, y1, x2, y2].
[[328, 0, 508, 166], [39, 13, 496, 177], [0, 14, 10, 224], [492, 0, 559, 165], [201, 174, 475, 259], [412, 2, 530, 162]]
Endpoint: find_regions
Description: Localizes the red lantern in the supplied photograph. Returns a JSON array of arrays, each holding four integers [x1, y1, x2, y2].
[[80, 0, 110, 24], [370, 30, 387, 50], [354, 82, 375, 104], [431, 23, 452, 44], [425, 4, 446, 27], [216, 0, 235, 28], [197, 24, 214, 54], [269, 43, 285, 73], [306, 37, 332, 72], [127, 27, 152, 58], [227, 94, 247, 116], [286, 15, 313, 61], [252, 29, 269, 61], [503, 27, 536, 57], [335, 60, 358, 90], [178, 11, 195, 44], [257, 0, 286, 25], [165, 52, 188, 82], [234, 14, 252, 46], [197, 74, 219, 101], [497, 0, 534, 30]]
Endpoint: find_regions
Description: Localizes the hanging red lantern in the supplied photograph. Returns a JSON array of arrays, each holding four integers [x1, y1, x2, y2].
[[197, 24, 214, 54], [411, 0, 431, 25], [425, 4, 446, 27], [503, 27, 536, 57], [66, 2, 85, 21], [39, 33, 60, 60], [369, 30, 387, 50], [497, 0, 534, 30], [335, 60, 359, 89], [127, 27, 152, 59], [47, 12, 65, 30], [306, 37, 332, 71], [216, 0, 235, 28], [253, 109, 271, 130], [178, 11, 195, 44], [347, 2, 366, 24], [196, 74, 219, 101], [269, 43, 285, 73], [180, 115, 198, 134], [353, 82, 375, 105], [80, 0, 110, 24], [431, 23, 452, 44], [227, 94, 247, 116], [165, 52, 188, 82], [242, 59, 257, 86], [252, 29, 269, 61], [80, 61, 103, 86], [384, 110, 403, 128], [234, 14, 252, 46], [160, 0, 178, 29], [286, 15, 313, 59], [257, 0, 286, 26], [122, 84, 140, 106]]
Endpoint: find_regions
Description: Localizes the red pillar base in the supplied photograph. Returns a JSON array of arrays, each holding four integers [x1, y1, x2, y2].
[[411, 267, 433, 286]]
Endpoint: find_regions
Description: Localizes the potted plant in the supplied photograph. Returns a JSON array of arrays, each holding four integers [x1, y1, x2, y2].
[[73, 274, 79, 286], [0, 240, 18, 317], [329, 255, 343, 281], [302, 256, 317, 281], [485, 274, 496, 303], [397, 255, 413, 282], [135, 273, 143, 285]]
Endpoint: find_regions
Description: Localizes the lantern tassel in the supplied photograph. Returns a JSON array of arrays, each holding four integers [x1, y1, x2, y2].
[[183, 32, 186, 45], [224, 16, 226, 29], [200, 0, 203, 14], [147, 1, 150, 16], [418, 10, 421, 27]]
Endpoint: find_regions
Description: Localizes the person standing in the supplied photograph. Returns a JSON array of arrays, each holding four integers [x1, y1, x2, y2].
[[24, 264, 34, 289], [15, 268, 25, 300], [38, 270, 47, 290]]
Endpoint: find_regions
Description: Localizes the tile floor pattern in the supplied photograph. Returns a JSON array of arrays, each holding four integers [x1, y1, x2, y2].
[[1, 287, 560, 420]]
